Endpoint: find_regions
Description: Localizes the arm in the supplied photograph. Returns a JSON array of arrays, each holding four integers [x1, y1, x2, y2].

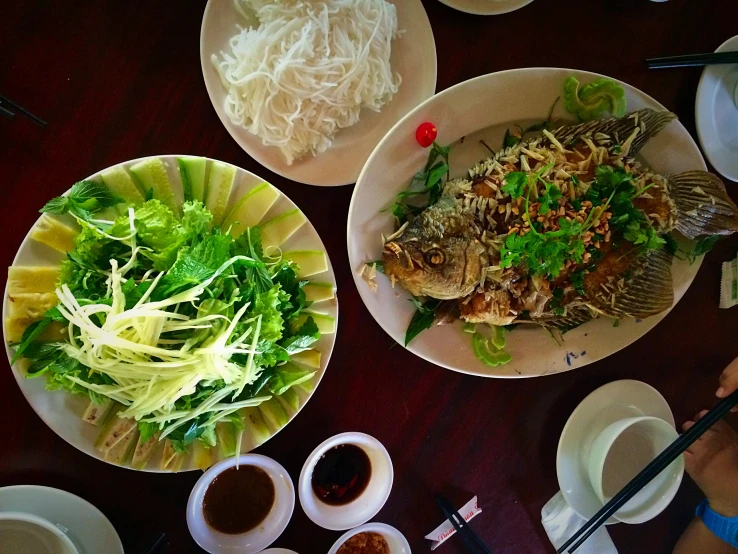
[[673, 518, 736, 554]]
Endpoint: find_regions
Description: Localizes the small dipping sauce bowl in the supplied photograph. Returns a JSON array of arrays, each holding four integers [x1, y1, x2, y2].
[[187, 454, 295, 554], [299, 432, 393, 530]]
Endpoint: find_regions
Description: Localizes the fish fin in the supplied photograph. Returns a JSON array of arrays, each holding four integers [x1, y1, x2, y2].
[[668, 171, 738, 239], [587, 248, 674, 318], [538, 305, 595, 332], [552, 109, 676, 156]]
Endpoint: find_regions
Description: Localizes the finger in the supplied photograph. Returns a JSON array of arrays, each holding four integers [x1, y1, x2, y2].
[[717, 357, 738, 397], [694, 409, 709, 421], [682, 420, 695, 432]]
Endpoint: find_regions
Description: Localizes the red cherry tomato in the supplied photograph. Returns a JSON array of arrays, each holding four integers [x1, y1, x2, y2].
[[415, 122, 437, 148]]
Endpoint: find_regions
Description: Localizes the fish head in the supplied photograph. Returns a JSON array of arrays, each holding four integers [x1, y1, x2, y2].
[[382, 197, 485, 299]]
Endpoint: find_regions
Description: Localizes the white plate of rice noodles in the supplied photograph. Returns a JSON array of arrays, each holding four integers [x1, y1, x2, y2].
[[201, 0, 437, 186]]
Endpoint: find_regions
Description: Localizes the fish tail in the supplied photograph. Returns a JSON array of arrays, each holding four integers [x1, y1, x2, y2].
[[553, 109, 676, 156], [669, 171, 738, 239]]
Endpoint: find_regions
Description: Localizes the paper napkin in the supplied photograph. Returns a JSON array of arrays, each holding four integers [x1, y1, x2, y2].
[[541, 492, 617, 554]]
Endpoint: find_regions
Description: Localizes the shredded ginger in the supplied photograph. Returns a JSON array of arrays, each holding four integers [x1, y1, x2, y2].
[[213, 0, 402, 165]]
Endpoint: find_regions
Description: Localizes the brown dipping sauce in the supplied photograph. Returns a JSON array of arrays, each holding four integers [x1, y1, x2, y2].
[[203, 465, 275, 534], [311, 443, 372, 505], [337, 532, 389, 554]]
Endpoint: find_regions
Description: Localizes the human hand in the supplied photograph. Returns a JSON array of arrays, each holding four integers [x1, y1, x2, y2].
[[683, 411, 738, 518], [716, 357, 738, 412]]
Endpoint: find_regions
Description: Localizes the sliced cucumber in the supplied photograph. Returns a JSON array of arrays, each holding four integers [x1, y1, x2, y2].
[[8, 266, 60, 294], [95, 415, 137, 453], [205, 161, 237, 227], [129, 157, 179, 215], [303, 282, 335, 303], [278, 388, 300, 411], [177, 156, 208, 202], [243, 407, 271, 447], [223, 183, 280, 238], [131, 432, 161, 470], [282, 251, 328, 278], [260, 209, 306, 251], [216, 422, 238, 458], [7, 292, 58, 320], [292, 311, 336, 334], [160, 440, 185, 471], [82, 399, 113, 426], [290, 349, 321, 369], [30, 215, 78, 253], [99, 165, 145, 211], [104, 427, 138, 465], [192, 441, 212, 470], [259, 400, 289, 432], [297, 379, 316, 395]]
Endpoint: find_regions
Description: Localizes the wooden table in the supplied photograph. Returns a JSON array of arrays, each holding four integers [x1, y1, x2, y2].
[[2, 1, 737, 552]]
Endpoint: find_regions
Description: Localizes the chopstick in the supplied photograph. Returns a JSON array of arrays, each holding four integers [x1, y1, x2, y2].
[[436, 494, 492, 554], [0, 94, 47, 127], [0, 105, 14, 120], [558, 389, 738, 553], [647, 51, 738, 69], [137, 532, 167, 554]]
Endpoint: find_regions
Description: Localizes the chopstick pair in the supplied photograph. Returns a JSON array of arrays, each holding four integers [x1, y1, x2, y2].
[[646, 51, 738, 69], [435, 494, 492, 554], [557, 389, 738, 553], [0, 94, 47, 127]]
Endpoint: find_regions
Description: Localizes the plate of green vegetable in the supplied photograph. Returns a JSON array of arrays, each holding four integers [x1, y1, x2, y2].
[[4, 155, 338, 471], [348, 68, 719, 378]]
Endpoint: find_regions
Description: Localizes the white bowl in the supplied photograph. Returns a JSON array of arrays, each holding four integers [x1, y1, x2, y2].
[[328, 522, 411, 554], [299, 432, 393, 530], [0, 511, 78, 554], [187, 454, 295, 554], [586, 416, 683, 524]]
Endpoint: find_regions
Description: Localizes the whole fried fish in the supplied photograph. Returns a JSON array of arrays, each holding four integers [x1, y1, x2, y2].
[[383, 109, 738, 329]]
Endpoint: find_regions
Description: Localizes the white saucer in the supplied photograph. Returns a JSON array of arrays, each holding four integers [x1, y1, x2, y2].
[[695, 34, 738, 181], [438, 0, 534, 16], [187, 455, 295, 554], [328, 522, 411, 554], [0, 485, 123, 554], [556, 380, 675, 524]]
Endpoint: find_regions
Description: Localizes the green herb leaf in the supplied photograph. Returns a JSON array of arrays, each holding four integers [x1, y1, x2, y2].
[[501, 172, 528, 198], [405, 298, 441, 345]]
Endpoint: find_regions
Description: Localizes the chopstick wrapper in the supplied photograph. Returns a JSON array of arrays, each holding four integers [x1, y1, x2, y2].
[[425, 496, 482, 550], [541, 492, 617, 554], [720, 256, 738, 309]]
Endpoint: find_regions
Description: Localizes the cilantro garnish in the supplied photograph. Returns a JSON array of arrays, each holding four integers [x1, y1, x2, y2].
[[537, 181, 563, 215], [501, 172, 527, 198]]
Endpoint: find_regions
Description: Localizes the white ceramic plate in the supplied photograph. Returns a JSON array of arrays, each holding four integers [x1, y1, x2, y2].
[[200, 0, 437, 186], [438, 0, 534, 16], [556, 380, 676, 524], [695, 34, 738, 182], [3, 155, 339, 471], [187, 455, 295, 554], [347, 67, 706, 378], [0, 485, 123, 554], [328, 522, 411, 554]]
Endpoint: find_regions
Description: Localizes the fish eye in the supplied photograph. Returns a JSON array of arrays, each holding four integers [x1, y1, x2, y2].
[[424, 248, 445, 267]]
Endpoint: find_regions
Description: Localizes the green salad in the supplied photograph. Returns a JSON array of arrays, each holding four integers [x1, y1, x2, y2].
[[11, 174, 329, 468]]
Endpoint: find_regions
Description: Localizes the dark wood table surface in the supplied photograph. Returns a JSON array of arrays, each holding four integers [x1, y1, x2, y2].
[[2, 1, 738, 553]]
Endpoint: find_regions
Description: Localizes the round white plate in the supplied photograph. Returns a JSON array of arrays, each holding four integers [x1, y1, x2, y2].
[[556, 380, 676, 524], [348, 67, 706, 378], [3, 155, 339, 471], [0, 485, 123, 554], [200, 0, 437, 186], [187, 455, 294, 554], [439, 0, 534, 16], [696, 34, 738, 182], [298, 432, 393, 531], [328, 522, 411, 554]]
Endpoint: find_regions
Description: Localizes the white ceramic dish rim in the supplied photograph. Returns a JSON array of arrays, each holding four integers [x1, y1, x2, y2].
[[187, 454, 295, 554], [347, 66, 705, 379], [3, 154, 339, 472], [199, 0, 438, 187], [327, 522, 411, 554], [556, 380, 676, 524], [298, 431, 394, 531], [695, 34, 738, 182], [0, 485, 124, 554], [438, 0, 535, 16]]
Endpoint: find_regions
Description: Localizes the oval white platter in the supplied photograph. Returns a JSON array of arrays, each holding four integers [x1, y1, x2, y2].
[[200, 0, 438, 186], [439, 0, 535, 16], [348, 67, 705, 378], [4, 155, 339, 471]]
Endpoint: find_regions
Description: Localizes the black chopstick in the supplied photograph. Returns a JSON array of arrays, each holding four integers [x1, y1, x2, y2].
[[0, 94, 47, 127], [138, 532, 167, 554], [647, 51, 738, 69], [558, 389, 738, 553], [436, 494, 492, 554], [0, 105, 14, 120]]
